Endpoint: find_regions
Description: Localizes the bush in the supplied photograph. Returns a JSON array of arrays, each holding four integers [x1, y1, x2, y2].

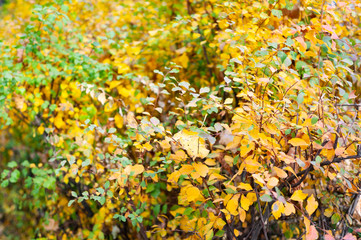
[[0, 0, 361, 239]]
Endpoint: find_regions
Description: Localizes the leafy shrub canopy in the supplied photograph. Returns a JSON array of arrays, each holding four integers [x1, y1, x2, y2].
[[0, 0, 361, 239]]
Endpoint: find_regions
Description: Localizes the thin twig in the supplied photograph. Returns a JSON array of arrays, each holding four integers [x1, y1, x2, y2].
[[254, 183, 269, 240]]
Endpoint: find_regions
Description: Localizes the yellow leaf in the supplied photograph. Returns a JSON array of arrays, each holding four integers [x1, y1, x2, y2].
[[284, 202, 295, 216], [246, 192, 257, 204], [170, 150, 187, 163], [114, 114, 124, 129], [186, 186, 201, 202], [267, 177, 279, 189], [124, 164, 144, 176], [173, 129, 209, 159], [284, 166, 297, 177], [168, 171, 181, 183], [226, 198, 239, 216], [239, 183, 253, 191], [14, 94, 27, 112], [240, 143, 254, 157], [159, 139, 171, 150], [241, 194, 251, 211], [273, 167, 288, 179], [37, 125, 45, 135], [179, 165, 194, 175], [288, 138, 308, 147], [143, 142, 153, 151], [239, 208, 246, 222], [107, 80, 121, 90], [193, 163, 209, 177], [116, 62, 130, 74], [214, 218, 226, 229], [244, 157, 262, 173], [126, 112, 138, 128], [306, 195, 318, 216], [178, 53, 189, 68], [290, 190, 308, 202], [204, 159, 216, 166], [54, 115, 65, 129], [226, 136, 242, 151], [252, 173, 266, 186], [104, 101, 117, 113], [324, 207, 333, 217], [272, 201, 285, 220], [209, 173, 227, 181], [98, 92, 107, 105]]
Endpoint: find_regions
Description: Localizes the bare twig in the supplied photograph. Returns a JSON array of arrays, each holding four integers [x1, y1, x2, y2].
[[254, 183, 269, 240]]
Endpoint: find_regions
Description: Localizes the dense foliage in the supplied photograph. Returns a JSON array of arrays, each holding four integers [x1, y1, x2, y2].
[[0, 0, 361, 239]]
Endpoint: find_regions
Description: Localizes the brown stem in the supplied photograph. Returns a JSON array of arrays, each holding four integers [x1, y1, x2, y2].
[[254, 183, 269, 240]]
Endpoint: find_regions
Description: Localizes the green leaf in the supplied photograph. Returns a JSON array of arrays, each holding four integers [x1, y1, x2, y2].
[[9, 170, 20, 183], [283, 57, 292, 67], [99, 196, 106, 205], [341, 58, 353, 65], [260, 194, 273, 202], [68, 200, 75, 207], [215, 230, 225, 237], [107, 190, 113, 197], [96, 187, 104, 195], [153, 204, 160, 216], [285, 38, 294, 47], [200, 87, 210, 94], [297, 92, 305, 104], [1, 180, 9, 188], [271, 9, 283, 18], [331, 213, 341, 224], [311, 117, 319, 125], [120, 215, 126, 222], [7, 161, 17, 168], [278, 51, 287, 63], [296, 61, 307, 71], [268, 42, 278, 49], [82, 159, 90, 167], [136, 216, 143, 223], [108, 128, 116, 134]]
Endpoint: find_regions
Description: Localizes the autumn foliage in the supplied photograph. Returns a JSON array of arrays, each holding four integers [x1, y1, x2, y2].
[[0, 0, 361, 239]]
